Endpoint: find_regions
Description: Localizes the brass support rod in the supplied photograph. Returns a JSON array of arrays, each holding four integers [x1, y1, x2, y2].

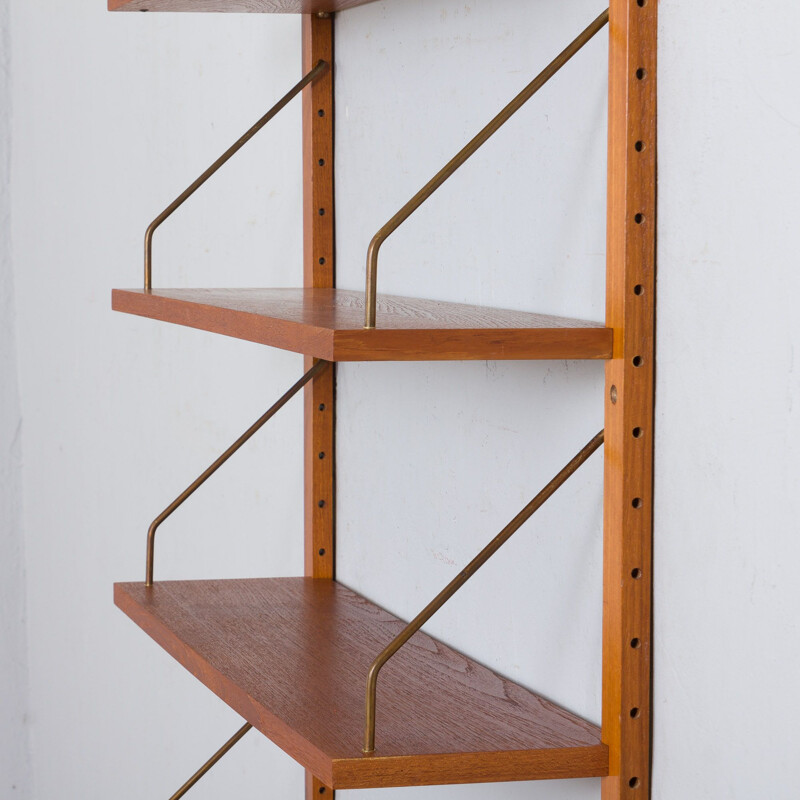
[[144, 59, 330, 292], [363, 429, 605, 753], [145, 360, 329, 586], [363, 8, 609, 328], [168, 722, 252, 800]]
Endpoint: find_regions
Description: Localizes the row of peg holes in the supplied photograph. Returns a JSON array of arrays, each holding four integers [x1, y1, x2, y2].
[[629, 355, 644, 789], [633, 0, 649, 447], [315, 103, 332, 565], [629, 1, 649, 791], [318, 109, 329, 263], [314, 407, 328, 554], [631, 400, 644, 738]]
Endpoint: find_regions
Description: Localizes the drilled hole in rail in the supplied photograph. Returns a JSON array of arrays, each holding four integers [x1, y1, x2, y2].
[[610, 385, 618, 404], [630, 707, 641, 718], [318, 109, 325, 117], [318, 403, 326, 412], [635, 140, 645, 152], [318, 548, 326, 557], [318, 452, 326, 460], [319, 257, 326, 265], [318, 159, 325, 166], [633, 427, 643, 438], [632, 497, 643, 509], [319, 788, 326, 795], [635, 213, 645, 224], [633, 356, 644, 367], [632, 568, 643, 579], [318, 500, 326, 509], [319, 208, 326, 216], [636, 68, 647, 80], [634, 284, 644, 296], [631, 638, 641, 649], [629, 777, 641, 789], [637, 0, 646, 6]]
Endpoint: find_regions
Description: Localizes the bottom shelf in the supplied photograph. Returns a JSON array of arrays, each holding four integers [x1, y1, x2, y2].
[[115, 578, 607, 789]]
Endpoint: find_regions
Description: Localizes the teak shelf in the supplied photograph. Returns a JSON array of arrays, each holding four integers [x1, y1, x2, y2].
[[110, 2, 656, 799], [112, 288, 613, 361], [115, 579, 608, 789]]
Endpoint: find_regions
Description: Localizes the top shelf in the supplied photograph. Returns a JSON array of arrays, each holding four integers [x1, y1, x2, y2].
[[109, 0, 381, 12]]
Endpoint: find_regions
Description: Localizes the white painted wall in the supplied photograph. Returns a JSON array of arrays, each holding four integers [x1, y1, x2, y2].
[[654, 1, 800, 798], [0, 0, 33, 794], [3, 0, 799, 798]]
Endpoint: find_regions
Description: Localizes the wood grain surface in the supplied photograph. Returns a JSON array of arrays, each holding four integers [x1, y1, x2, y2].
[[115, 578, 608, 788], [302, 14, 336, 797], [112, 288, 612, 361], [602, 0, 656, 798], [109, 0, 379, 12]]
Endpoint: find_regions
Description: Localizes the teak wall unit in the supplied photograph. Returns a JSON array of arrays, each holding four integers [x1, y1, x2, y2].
[[110, 2, 656, 799]]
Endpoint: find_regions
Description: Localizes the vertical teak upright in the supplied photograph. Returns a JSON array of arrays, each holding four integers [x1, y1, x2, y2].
[[603, 0, 657, 797], [302, 15, 335, 798]]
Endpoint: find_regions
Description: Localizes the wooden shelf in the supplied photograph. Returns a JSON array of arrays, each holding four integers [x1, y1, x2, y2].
[[112, 288, 612, 362], [109, 0, 380, 12], [115, 578, 608, 789]]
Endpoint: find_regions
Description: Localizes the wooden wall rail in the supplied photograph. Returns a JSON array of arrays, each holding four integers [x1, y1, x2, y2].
[[603, 0, 657, 798], [302, 12, 336, 799]]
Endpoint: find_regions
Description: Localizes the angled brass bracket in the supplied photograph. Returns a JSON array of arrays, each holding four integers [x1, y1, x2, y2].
[[168, 722, 252, 800], [363, 8, 609, 328], [144, 60, 330, 292], [145, 360, 329, 586], [363, 429, 604, 753]]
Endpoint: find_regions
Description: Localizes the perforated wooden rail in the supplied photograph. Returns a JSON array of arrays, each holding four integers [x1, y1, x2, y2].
[[603, 0, 657, 797]]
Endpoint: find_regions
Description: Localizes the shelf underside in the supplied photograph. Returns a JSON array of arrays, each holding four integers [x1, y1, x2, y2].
[[109, 0, 381, 12], [115, 578, 608, 789], [112, 288, 612, 361]]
